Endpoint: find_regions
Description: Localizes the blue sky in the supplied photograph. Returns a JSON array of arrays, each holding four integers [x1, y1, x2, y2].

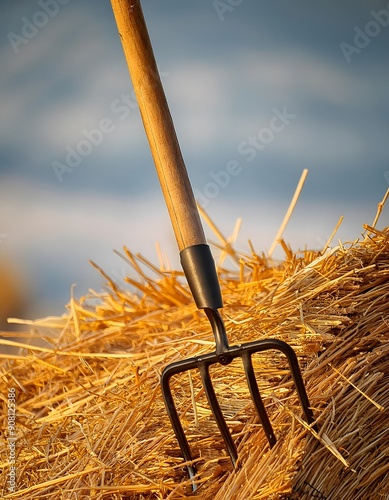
[[1, 0, 388, 321]]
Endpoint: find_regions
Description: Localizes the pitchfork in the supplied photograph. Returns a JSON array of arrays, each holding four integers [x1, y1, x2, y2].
[[111, 0, 316, 486]]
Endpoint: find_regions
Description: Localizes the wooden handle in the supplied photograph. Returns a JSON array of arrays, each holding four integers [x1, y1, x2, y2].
[[110, 0, 206, 251]]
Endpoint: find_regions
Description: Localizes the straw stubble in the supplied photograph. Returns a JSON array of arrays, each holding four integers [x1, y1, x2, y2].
[[0, 226, 388, 499]]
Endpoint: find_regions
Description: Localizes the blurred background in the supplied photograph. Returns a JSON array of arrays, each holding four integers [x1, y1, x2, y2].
[[1, 0, 388, 327]]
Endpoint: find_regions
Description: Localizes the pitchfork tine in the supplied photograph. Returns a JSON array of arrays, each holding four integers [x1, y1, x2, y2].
[[199, 362, 238, 467], [111, 0, 317, 489], [160, 365, 197, 483], [242, 351, 277, 447], [162, 302, 316, 487]]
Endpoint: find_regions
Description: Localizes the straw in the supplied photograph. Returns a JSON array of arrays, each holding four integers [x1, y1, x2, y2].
[[268, 169, 308, 257], [0, 218, 388, 499]]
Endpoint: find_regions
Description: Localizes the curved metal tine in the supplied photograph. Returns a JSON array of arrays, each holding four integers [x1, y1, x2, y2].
[[273, 341, 316, 429], [160, 367, 198, 489], [241, 351, 277, 447], [204, 308, 230, 356], [198, 362, 238, 467]]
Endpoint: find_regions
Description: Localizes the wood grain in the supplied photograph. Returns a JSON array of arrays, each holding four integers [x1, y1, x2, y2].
[[111, 0, 206, 251]]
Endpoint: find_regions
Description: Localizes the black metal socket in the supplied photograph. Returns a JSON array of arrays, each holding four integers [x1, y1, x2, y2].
[[180, 244, 223, 310]]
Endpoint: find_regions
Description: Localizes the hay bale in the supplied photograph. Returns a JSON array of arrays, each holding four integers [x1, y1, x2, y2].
[[0, 224, 388, 499]]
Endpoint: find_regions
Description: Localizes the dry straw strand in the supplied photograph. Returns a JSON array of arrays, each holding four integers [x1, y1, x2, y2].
[[0, 217, 388, 499]]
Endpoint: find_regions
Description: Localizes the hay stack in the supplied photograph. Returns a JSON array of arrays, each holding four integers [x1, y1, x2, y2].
[[0, 221, 388, 499]]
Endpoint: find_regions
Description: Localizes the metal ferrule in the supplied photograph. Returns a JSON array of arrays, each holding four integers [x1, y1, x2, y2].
[[180, 244, 223, 311]]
